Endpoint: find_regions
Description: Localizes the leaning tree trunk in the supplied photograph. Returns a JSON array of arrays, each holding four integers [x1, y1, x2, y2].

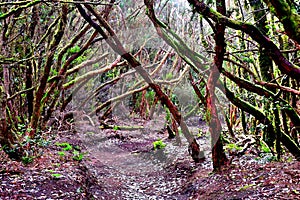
[[76, 3, 203, 162]]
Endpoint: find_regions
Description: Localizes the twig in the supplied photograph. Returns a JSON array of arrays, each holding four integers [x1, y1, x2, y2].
[[7, 87, 34, 101]]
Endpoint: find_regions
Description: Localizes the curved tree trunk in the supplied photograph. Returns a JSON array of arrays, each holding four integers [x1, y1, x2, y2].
[[76, 3, 203, 162]]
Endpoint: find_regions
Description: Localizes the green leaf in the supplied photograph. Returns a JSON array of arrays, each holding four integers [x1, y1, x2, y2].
[[72, 150, 85, 161], [153, 139, 166, 150], [239, 184, 256, 191], [58, 151, 65, 157], [225, 143, 243, 151], [69, 45, 81, 54], [22, 156, 34, 164], [55, 142, 72, 151], [260, 140, 271, 153], [52, 173, 63, 178]]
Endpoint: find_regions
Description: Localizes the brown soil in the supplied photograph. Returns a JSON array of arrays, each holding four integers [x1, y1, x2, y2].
[[1, 119, 299, 199]]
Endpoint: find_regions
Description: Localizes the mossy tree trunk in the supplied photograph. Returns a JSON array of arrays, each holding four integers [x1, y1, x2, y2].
[[263, 0, 300, 44], [250, 0, 276, 148], [188, 0, 300, 161], [76, 2, 203, 162], [28, 4, 68, 137]]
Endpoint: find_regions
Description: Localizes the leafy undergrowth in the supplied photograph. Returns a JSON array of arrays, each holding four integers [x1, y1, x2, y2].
[[183, 156, 300, 199], [0, 128, 299, 199], [0, 132, 97, 199]]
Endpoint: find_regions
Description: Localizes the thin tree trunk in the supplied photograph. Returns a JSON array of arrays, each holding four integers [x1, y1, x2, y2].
[[76, 3, 203, 162], [207, 0, 228, 171]]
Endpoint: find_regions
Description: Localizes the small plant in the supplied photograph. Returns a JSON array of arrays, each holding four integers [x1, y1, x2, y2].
[[225, 143, 243, 151], [55, 142, 72, 151], [55, 142, 87, 161], [21, 148, 35, 164], [164, 106, 171, 124], [165, 72, 173, 80], [145, 90, 155, 104], [69, 45, 81, 54], [51, 173, 63, 179], [239, 184, 256, 191], [22, 156, 34, 164], [46, 170, 63, 179], [197, 129, 205, 138], [260, 140, 271, 153], [178, 127, 182, 135], [153, 139, 166, 150], [72, 150, 85, 161], [58, 151, 65, 157]]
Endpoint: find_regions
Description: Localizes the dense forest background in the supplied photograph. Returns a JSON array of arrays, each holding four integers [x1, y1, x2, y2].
[[1, 0, 300, 198]]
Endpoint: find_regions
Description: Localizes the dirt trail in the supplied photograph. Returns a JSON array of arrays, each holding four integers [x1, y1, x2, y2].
[[1, 119, 299, 199], [77, 121, 212, 199]]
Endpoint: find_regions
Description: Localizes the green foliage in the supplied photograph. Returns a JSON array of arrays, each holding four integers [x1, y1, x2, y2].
[[197, 129, 203, 138], [22, 156, 34, 164], [72, 55, 87, 65], [153, 139, 166, 150], [171, 94, 179, 106], [17, 123, 27, 135], [51, 173, 63, 179], [165, 72, 173, 80], [225, 143, 243, 151], [178, 127, 182, 135], [145, 90, 155, 104], [242, 57, 254, 64], [46, 170, 63, 179], [3, 133, 50, 163], [72, 150, 85, 161], [55, 142, 86, 161], [58, 151, 65, 157], [164, 106, 171, 124], [287, 157, 293, 162], [69, 45, 81, 54], [50, 68, 58, 76], [55, 142, 72, 151], [239, 184, 256, 191], [260, 140, 271, 153]]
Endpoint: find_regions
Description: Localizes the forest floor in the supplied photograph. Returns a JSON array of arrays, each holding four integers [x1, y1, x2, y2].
[[0, 117, 300, 199]]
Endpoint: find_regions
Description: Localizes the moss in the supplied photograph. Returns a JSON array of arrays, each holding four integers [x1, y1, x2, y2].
[[265, 0, 300, 43]]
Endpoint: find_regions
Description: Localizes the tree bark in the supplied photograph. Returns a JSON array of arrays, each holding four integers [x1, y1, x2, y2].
[[76, 3, 203, 162], [187, 0, 300, 79], [207, 0, 228, 171]]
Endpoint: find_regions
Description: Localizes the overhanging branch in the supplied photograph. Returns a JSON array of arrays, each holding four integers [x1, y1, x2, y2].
[[187, 0, 300, 79]]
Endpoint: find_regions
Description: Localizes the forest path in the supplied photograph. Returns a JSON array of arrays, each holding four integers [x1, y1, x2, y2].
[[77, 119, 212, 199], [76, 118, 300, 199], [1, 119, 299, 199]]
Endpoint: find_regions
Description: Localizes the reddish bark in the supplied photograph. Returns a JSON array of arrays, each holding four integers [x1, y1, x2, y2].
[[206, 0, 228, 170], [187, 0, 300, 79], [76, 3, 203, 162]]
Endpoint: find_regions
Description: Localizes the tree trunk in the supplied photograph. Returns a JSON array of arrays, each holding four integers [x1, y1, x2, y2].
[[207, 0, 228, 171], [76, 3, 203, 162]]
